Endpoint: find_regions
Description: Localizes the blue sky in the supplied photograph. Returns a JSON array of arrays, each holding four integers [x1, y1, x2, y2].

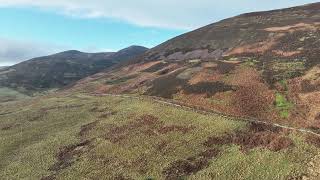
[[0, 0, 318, 66], [0, 7, 183, 51]]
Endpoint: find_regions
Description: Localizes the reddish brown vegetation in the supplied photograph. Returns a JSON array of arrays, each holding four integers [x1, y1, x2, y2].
[[79, 121, 98, 137], [226, 67, 276, 119], [204, 122, 293, 152], [225, 33, 285, 56], [163, 148, 220, 180], [49, 140, 91, 172], [264, 23, 320, 33], [306, 135, 320, 148], [231, 85, 275, 118], [105, 115, 194, 143]]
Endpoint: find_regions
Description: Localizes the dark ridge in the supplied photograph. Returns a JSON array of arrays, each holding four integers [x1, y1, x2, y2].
[[0, 45, 148, 92]]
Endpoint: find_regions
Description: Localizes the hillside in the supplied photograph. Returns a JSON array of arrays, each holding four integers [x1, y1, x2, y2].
[[1, 2, 320, 179], [0, 93, 319, 179], [0, 46, 148, 93], [71, 2, 320, 131]]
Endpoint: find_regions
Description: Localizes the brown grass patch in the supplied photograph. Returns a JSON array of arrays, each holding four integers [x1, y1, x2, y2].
[[45, 139, 92, 180], [204, 122, 293, 152], [225, 33, 285, 56], [231, 85, 275, 118], [306, 135, 320, 148], [163, 148, 220, 180], [272, 50, 301, 57], [189, 69, 223, 85], [122, 61, 162, 73], [105, 115, 194, 143], [226, 66, 276, 118], [79, 121, 98, 137], [264, 22, 320, 33], [94, 85, 111, 94]]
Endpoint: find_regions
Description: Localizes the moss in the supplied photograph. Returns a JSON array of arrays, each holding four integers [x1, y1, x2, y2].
[[279, 79, 288, 91]]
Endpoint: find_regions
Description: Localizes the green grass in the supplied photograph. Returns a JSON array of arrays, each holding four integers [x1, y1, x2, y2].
[[275, 93, 293, 118], [242, 58, 259, 67], [0, 87, 29, 103], [279, 79, 288, 91], [271, 61, 306, 80], [0, 93, 318, 179]]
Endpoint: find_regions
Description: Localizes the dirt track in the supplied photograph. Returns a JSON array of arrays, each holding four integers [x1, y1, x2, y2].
[[91, 93, 320, 137]]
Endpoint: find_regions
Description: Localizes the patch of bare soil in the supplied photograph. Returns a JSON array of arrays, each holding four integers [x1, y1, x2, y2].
[[204, 122, 293, 152], [162, 148, 220, 180]]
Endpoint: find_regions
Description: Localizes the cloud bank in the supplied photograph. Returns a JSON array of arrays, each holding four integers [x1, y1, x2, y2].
[[0, 0, 317, 30]]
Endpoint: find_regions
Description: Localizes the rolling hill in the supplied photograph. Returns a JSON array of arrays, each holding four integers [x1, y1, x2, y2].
[[72, 2, 320, 131], [0, 46, 148, 93], [1, 2, 320, 180]]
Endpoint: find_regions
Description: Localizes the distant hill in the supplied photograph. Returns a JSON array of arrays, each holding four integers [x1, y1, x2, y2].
[[73, 2, 320, 130], [0, 46, 148, 92]]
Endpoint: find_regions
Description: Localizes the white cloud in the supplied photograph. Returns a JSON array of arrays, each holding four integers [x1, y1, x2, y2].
[[0, 38, 65, 66], [0, 0, 317, 30]]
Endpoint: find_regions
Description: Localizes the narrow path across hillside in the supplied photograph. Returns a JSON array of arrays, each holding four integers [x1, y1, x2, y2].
[[91, 93, 320, 137]]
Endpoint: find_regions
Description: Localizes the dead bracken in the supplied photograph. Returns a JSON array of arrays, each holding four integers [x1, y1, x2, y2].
[[204, 122, 294, 152], [163, 148, 220, 180]]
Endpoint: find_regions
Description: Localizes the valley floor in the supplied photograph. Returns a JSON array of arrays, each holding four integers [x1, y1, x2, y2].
[[0, 93, 319, 179]]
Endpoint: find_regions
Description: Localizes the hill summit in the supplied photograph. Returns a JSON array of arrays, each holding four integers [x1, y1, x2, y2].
[[0, 46, 148, 93]]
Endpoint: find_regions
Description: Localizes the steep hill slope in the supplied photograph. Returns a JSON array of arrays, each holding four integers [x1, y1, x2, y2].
[[0, 46, 148, 93], [72, 3, 320, 130]]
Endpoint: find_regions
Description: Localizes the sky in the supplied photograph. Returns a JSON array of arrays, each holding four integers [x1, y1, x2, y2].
[[0, 0, 318, 66]]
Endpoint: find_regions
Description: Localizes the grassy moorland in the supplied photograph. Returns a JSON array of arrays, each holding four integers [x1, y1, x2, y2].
[[0, 93, 319, 179], [0, 87, 29, 103]]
